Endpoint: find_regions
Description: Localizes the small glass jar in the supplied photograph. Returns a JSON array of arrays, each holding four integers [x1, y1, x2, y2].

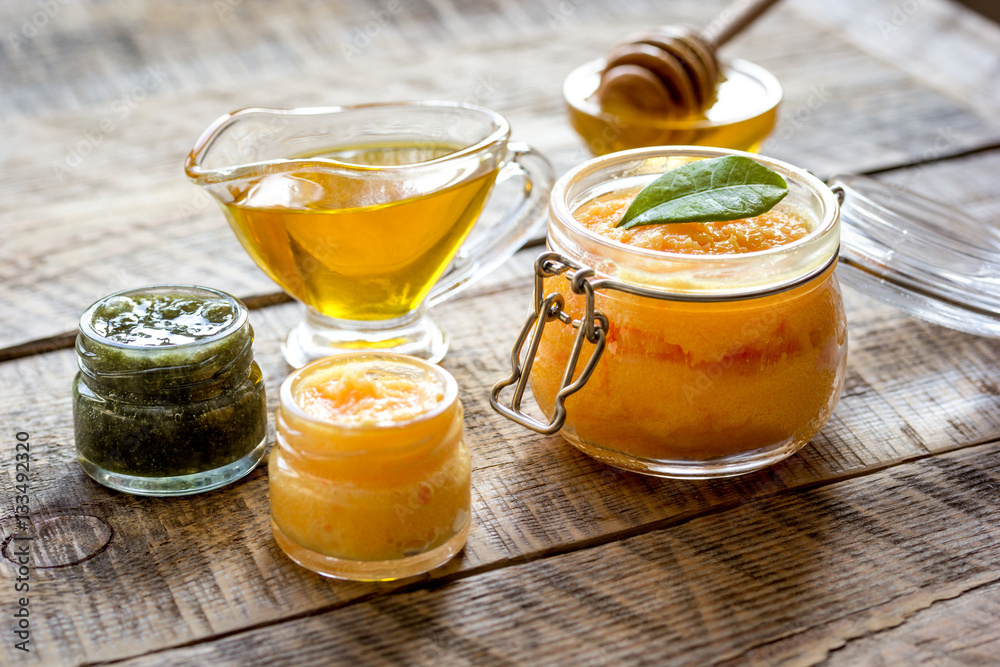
[[73, 285, 268, 495], [492, 147, 847, 478], [270, 353, 470, 581], [564, 58, 781, 156]]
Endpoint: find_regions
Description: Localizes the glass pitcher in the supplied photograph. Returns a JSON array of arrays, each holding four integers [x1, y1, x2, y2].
[[186, 102, 553, 366]]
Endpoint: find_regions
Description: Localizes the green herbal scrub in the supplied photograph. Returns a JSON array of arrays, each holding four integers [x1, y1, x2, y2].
[[73, 286, 268, 496]]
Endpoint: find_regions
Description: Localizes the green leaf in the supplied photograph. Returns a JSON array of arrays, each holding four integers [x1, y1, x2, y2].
[[617, 155, 789, 230]]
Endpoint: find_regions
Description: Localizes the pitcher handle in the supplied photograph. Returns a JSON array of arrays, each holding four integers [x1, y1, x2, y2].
[[427, 142, 554, 308]]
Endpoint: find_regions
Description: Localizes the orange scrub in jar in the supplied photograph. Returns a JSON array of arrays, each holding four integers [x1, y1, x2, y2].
[[526, 149, 847, 478], [269, 353, 470, 581]]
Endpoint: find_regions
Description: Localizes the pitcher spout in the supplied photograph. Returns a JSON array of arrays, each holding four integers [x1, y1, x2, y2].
[[185, 108, 304, 209]]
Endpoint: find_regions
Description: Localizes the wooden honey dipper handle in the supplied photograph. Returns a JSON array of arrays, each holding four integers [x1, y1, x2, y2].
[[700, 0, 783, 50], [597, 0, 782, 116]]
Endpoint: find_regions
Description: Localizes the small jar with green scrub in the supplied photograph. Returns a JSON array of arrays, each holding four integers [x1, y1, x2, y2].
[[73, 285, 268, 495]]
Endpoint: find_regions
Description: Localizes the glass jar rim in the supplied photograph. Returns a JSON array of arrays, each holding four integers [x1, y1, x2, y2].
[[279, 352, 460, 432], [184, 101, 512, 184], [550, 145, 840, 265], [79, 284, 249, 350]]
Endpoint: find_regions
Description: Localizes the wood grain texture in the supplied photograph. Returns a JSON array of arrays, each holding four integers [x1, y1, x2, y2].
[[2, 0, 1000, 349], [2, 0, 1000, 664], [109, 441, 1000, 666], [1, 237, 998, 665], [792, 0, 1000, 119], [0, 0, 676, 117], [822, 579, 1000, 666]]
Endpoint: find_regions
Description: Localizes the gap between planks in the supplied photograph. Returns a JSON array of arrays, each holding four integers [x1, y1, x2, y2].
[[0, 292, 293, 363], [855, 138, 1000, 177], [81, 434, 1000, 667], [767, 575, 1000, 667], [0, 238, 549, 363]]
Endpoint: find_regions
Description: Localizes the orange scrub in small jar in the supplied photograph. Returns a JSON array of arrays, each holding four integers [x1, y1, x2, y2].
[[269, 353, 470, 580], [528, 149, 847, 478]]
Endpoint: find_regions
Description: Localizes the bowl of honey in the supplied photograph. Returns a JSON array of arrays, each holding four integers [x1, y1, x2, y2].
[[564, 57, 782, 156]]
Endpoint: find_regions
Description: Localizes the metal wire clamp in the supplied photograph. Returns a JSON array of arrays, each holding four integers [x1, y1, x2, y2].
[[489, 245, 840, 434], [489, 252, 608, 434]]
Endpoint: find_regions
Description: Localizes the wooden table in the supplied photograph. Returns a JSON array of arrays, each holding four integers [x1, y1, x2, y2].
[[3, 0, 1000, 664]]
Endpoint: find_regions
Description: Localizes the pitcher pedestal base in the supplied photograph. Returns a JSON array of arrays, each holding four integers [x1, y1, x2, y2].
[[281, 307, 448, 368]]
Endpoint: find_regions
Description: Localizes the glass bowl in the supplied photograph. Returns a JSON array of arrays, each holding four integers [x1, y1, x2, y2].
[[564, 57, 782, 156]]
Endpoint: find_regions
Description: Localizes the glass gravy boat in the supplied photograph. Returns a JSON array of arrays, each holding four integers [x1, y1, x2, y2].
[[186, 102, 553, 366]]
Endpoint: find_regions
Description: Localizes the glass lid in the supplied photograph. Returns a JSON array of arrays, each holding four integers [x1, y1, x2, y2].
[[830, 174, 1000, 338]]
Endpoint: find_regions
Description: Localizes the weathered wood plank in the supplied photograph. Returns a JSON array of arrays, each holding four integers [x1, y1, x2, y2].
[[727, 0, 1000, 176], [2, 1, 1000, 664], [3, 0, 1000, 349], [109, 440, 1000, 667], [790, 0, 1000, 119], [0, 0, 678, 118], [822, 579, 1000, 666], [2, 0, 995, 123], [1, 234, 999, 664]]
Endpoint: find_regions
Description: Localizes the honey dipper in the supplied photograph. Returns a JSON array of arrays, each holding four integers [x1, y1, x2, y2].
[[597, 0, 781, 116]]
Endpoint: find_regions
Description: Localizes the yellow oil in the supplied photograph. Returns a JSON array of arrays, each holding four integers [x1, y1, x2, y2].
[[221, 142, 498, 320]]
